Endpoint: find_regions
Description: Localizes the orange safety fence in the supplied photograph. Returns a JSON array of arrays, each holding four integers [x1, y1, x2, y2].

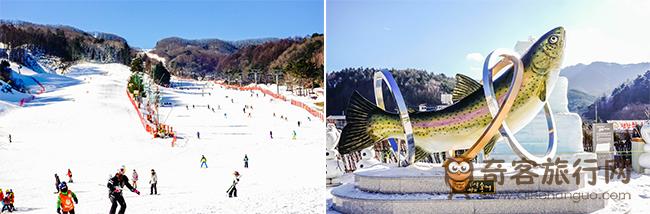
[[214, 82, 324, 121], [18, 77, 47, 107]]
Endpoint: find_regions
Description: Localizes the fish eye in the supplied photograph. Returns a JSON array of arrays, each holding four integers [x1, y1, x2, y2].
[[548, 35, 558, 44], [448, 162, 459, 173], [459, 162, 470, 173]]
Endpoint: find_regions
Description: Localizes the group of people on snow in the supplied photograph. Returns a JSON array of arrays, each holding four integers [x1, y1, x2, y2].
[[1, 188, 15, 213], [199, 154, 247, 197]]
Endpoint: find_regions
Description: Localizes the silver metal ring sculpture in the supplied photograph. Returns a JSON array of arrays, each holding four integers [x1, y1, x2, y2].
[[480, 49, 557, 164], [373, 70, 415, 166], [373, 49, 557, 167]]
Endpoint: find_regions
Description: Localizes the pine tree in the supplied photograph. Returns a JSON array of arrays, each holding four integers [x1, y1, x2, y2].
[[130, 57, 143, 73], [152, 62, 170, 86]]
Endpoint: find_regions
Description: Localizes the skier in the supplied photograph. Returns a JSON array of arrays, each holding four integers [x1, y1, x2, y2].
[[218, 105, 221, 110], [269, 131, 273, 139], [224, 113, 227, 118], [56, 182, 78, 214], [107, 166, 140, 214], [292, 130, 297, 140], [55, 174, 61, 193], [297, 121, 301, 127], [200, 155, 208, 168], [67, 169, 73, 183], [197, 131, 201, 139], [149, 169, 158, 195], [273, 113, 276, 117], [243, 155, 249, 168], [226, 171, 241, 198], [132, 170, 139, 189], [307, 117, 311, 122], [1, 189, 14, 212]]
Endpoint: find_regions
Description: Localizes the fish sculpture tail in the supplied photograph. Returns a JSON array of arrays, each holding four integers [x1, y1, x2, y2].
[[337, 91, 385, 154]]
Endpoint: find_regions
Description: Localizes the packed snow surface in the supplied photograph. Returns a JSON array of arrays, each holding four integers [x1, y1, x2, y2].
[[0, 63, 324, 213]]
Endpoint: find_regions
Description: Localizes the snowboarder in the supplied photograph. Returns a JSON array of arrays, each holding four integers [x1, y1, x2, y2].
[[67, 169, 73, 183], [200, 155, 208, 168], [55, 174, 61, 193], [226, 171, 240, 198], [243, 155, 249, 168], [2, 189, 14, 212], [132, 170, 139, 189], [269, 131, 273, 139], [56, 182, 78, 214], [149, 169, 158, 195], [107, 166, 140, 214]]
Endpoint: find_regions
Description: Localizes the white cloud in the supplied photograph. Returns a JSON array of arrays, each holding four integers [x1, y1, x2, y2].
[[466, 52, 484, 63]]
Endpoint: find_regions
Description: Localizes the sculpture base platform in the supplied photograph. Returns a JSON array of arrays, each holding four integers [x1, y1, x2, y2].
[[331, 164, 606, 214]]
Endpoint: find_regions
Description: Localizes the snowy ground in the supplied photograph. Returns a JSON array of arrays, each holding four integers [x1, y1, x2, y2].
[[0, 63, 324, 213], [326, 169, 650, 213]]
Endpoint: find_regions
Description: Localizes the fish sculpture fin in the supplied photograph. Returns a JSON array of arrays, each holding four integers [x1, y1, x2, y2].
[[452, 74, 482, 103], [538, 80, 547, 102], [338, 91, 385, 154], [482, 134, 500, 157], [415, 146, 431, 162]]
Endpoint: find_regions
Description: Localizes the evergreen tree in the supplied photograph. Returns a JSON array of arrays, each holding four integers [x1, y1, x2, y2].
[[152, 62, 171, 86], [130, 57, 143, 72]]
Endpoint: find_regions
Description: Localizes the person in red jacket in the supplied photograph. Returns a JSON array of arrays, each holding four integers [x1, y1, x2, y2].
[[2, 189, 14, 212], [57, 182, 78, 214], [67, 169, 74, 183]]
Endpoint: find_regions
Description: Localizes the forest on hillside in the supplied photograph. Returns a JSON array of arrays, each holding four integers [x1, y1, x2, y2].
[[326, 68, 455, 115], [582, 70, 650, 121], [0, 20, 131, 65], [152, 33, 324, 89]]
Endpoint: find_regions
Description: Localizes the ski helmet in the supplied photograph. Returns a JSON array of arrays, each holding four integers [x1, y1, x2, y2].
[[59, 182, 68, 191]]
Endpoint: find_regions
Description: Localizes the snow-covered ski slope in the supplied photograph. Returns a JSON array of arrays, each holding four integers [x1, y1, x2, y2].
[[0, 63, 324, 213]]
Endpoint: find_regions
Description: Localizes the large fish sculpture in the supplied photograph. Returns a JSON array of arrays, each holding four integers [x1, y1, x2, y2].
[[338, 27, 565, 159]]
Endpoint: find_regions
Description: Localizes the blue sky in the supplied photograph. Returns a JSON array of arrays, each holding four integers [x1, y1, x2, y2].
[[0, 0, 324, 49], [327, 0, 650, 78]]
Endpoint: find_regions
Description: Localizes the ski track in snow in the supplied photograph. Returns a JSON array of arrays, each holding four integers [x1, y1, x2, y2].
[[0, 63, 324, 213]]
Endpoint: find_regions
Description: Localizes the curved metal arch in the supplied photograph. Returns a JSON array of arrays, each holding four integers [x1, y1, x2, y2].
[[466, 49, 557, 164], [373, 69, 415, 166]]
